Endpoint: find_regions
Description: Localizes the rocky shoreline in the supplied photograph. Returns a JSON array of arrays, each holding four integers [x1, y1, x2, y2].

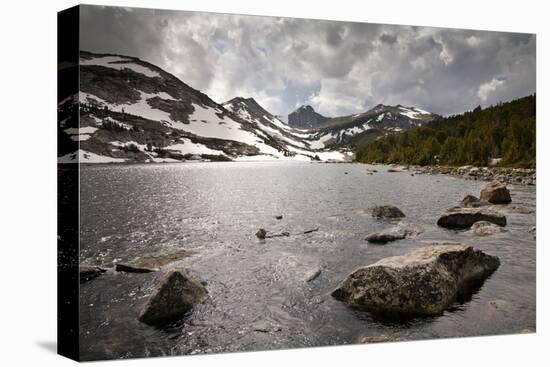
[[403, 164, 536, 186]]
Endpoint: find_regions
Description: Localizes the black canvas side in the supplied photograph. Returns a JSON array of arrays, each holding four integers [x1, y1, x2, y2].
[[57, 5, 80, 362]]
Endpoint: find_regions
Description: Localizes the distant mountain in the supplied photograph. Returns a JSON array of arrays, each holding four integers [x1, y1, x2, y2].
[[288, 105, 329, 128], [222, 97, 320, 156], [356, 95, 536, 168], [57, 51, 439, 164], [301, 103, 439, 149], [58, 51, 350, 164]]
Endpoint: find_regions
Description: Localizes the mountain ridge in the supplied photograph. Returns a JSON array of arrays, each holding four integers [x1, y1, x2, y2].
[[58, 51, 439, 163]]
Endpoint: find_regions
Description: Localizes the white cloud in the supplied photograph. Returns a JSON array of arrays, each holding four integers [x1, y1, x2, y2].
[[477, 78, 506, 101], [466, 35, 481, 47]]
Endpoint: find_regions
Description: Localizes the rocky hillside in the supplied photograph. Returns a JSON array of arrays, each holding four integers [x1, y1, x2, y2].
[[222, 97, 315, 154], [58, 51, 349, 164], [300, 104, 439, 150], [288, 105, 329, 128], [57, 51, 438, 164]]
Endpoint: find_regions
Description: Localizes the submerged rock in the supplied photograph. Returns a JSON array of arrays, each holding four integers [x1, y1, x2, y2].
[[274, 253, 321, 283], [251, 321, 282, 333], [365, 231, 406, 244], [358, 334, 405, 344], [487, 299, 512, 313], [265, 231, 290, 238], [470, 221, 508, 236], [80, 265, 106, 283], [366, 205, 405, 219], [115, 248, 193, 273], [331, 244, 500, 316], [460, 194, 487, 208], [437, 207, 506, 229], [480, 181, 512, 204], [115, 263, 156, 273], [366, 224, 424, 244], [138, 270, 208, 327], [305, 268, 322, 282], [489, 204, 533, 214]]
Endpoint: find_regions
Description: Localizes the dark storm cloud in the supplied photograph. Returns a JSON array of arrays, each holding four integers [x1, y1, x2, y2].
[[79, 5, 536, 116], [379, 32, 398, 45]]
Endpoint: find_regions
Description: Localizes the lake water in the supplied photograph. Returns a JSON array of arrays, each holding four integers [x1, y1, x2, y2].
[[77, 161, 536, 360]]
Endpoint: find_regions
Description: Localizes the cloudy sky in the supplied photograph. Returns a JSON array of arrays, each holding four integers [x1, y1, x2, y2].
[[80, 5, 536, 117]]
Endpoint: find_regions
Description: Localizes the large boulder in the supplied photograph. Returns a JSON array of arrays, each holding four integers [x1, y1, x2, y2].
[[480, 181, 512, 204], [331, 244, 500, 316], [437, 207, 506, 229], [366, 205, 405, 219], [138, 270, 208, 327]]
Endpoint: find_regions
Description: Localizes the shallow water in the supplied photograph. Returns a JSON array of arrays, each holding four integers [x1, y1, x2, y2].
[[77, 162, 536, 360]]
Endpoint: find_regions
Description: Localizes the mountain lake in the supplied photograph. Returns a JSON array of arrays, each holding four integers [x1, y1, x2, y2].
[[74, 161, 536, 360]]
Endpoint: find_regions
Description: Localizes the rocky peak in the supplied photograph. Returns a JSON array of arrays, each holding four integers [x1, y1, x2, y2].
[[288, 105, 329, 129]]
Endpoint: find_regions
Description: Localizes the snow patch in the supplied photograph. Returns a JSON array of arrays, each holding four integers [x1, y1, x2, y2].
[[399, 106, 430, 119], [110, 140, 149, 151], [149, 157, 182, 163], [70, 134, 91, 141], [165, 138, 226, 156], [65, 126, 98, 141], [81, 55, 161, 78], [169, 103, 261, 146]]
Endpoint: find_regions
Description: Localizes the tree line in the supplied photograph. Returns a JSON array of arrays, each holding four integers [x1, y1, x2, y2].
[[355, 95, 535, 168]]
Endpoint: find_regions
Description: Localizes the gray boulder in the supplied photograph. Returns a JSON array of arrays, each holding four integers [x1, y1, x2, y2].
[[331, 244, 500, 316], [480, 181, 512, 204], [138, 270, 208, 327], [437, 207, 506, 229], [366, 231, 406, 244], [470, 221, 507, 236], [366, 205, 405, 219]]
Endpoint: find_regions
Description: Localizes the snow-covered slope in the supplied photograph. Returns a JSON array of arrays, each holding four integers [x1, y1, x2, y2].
[[300, 104, 439, 149], [58, 51, 349, 164], [57, 51, 437, 164]]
